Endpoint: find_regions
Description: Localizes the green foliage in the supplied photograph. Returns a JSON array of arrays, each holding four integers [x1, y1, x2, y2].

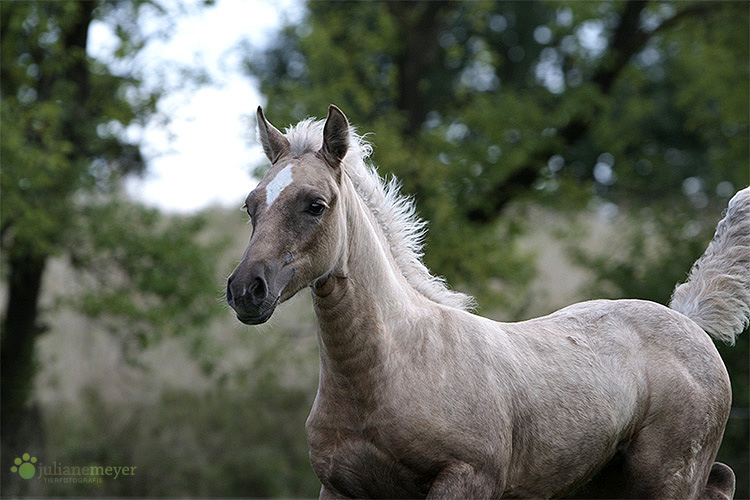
[[0, 3, 226, 477], [65, 200, 228, 357], [40, 384, 319, 498], [35, 313, 322, 498], [1, 1, 155, 260], [1, 1, 221, 355], [0, 99, 73, 259]]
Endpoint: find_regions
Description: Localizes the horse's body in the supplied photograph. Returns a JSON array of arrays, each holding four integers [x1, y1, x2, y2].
[[308, 295, 728, 498], [227, 105, 748, 499]]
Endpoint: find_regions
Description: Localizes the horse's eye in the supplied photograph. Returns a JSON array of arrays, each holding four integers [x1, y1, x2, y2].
[[307, 200, 327, 216], [242, 203, 254, 222]]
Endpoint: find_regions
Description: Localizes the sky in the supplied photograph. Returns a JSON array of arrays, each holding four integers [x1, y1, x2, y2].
[[88, 0, 303, 213], [85, 1, 611, 215]]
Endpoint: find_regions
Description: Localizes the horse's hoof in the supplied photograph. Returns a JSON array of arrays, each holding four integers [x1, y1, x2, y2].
[[702, 462, 735, 500]]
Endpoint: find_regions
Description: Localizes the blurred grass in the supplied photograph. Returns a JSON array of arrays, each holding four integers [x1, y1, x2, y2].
[[42, 383, 321, 497]]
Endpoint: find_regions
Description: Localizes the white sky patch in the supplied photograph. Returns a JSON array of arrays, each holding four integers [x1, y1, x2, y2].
[[88, 0, 304, 213], [577, 20, 608, 58], [123, 83, 258, 212], [264, 164, 294, 207]]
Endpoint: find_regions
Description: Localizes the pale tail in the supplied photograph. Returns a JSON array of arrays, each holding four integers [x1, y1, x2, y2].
[[669, 187, 750, 344]]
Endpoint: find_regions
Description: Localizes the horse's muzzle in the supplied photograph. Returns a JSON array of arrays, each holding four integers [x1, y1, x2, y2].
[[226, 261, 293, 325]]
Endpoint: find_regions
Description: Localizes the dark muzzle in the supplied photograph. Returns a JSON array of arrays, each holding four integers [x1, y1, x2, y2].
[[226, 260, 293, 325]]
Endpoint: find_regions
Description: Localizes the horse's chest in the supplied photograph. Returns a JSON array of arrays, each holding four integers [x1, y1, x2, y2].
[[305, 374, 504, 497], [308, 429, 434, 498]]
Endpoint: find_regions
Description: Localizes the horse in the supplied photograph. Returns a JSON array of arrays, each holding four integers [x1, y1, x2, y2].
[[227, 105, 748, 499]]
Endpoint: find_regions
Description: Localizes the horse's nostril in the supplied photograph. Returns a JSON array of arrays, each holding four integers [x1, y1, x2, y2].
[[249, 276, 268, 305], [226, 278, 234, 304]]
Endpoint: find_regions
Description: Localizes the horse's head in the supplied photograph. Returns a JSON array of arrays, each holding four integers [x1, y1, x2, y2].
[[227, 105, 350, 324]]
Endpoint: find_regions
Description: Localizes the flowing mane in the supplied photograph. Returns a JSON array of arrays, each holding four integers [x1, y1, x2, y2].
[[281, 117, 475, 311]]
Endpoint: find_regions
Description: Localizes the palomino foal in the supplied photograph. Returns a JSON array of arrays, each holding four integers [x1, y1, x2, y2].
[[227, 105, 747, 499]]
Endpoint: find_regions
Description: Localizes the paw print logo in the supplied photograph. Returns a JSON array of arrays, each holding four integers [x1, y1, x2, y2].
[[10, 453, 37, 480]]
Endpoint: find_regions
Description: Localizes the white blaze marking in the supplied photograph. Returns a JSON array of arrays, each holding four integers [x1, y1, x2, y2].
[[265, 164, 294, 207]]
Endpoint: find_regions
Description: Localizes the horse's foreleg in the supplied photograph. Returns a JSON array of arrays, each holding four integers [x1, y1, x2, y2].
[[426, 462, 498, 499], [318, 485, 347, 500]]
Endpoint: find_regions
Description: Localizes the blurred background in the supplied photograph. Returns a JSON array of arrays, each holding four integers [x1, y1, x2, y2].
[[1, 0, 747, 497]]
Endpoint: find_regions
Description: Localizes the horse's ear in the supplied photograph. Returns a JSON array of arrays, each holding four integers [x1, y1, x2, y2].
[[321, 105, 349, 167], [257, 106, 290, 164]]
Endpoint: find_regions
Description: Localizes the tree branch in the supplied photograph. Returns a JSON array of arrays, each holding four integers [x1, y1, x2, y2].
[[468, 0, 728, 223]]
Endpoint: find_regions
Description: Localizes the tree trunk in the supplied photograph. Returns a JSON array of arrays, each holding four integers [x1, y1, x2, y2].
[[1, 253, 47, 494], [1, 2, 94, 492], [387, 1, 455, 136]]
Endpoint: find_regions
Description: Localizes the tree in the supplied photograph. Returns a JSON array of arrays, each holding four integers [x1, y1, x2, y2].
[[0, 1, 221, 488]]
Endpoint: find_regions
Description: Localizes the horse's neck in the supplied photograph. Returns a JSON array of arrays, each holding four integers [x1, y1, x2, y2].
[[312, 178, 421, 383]]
